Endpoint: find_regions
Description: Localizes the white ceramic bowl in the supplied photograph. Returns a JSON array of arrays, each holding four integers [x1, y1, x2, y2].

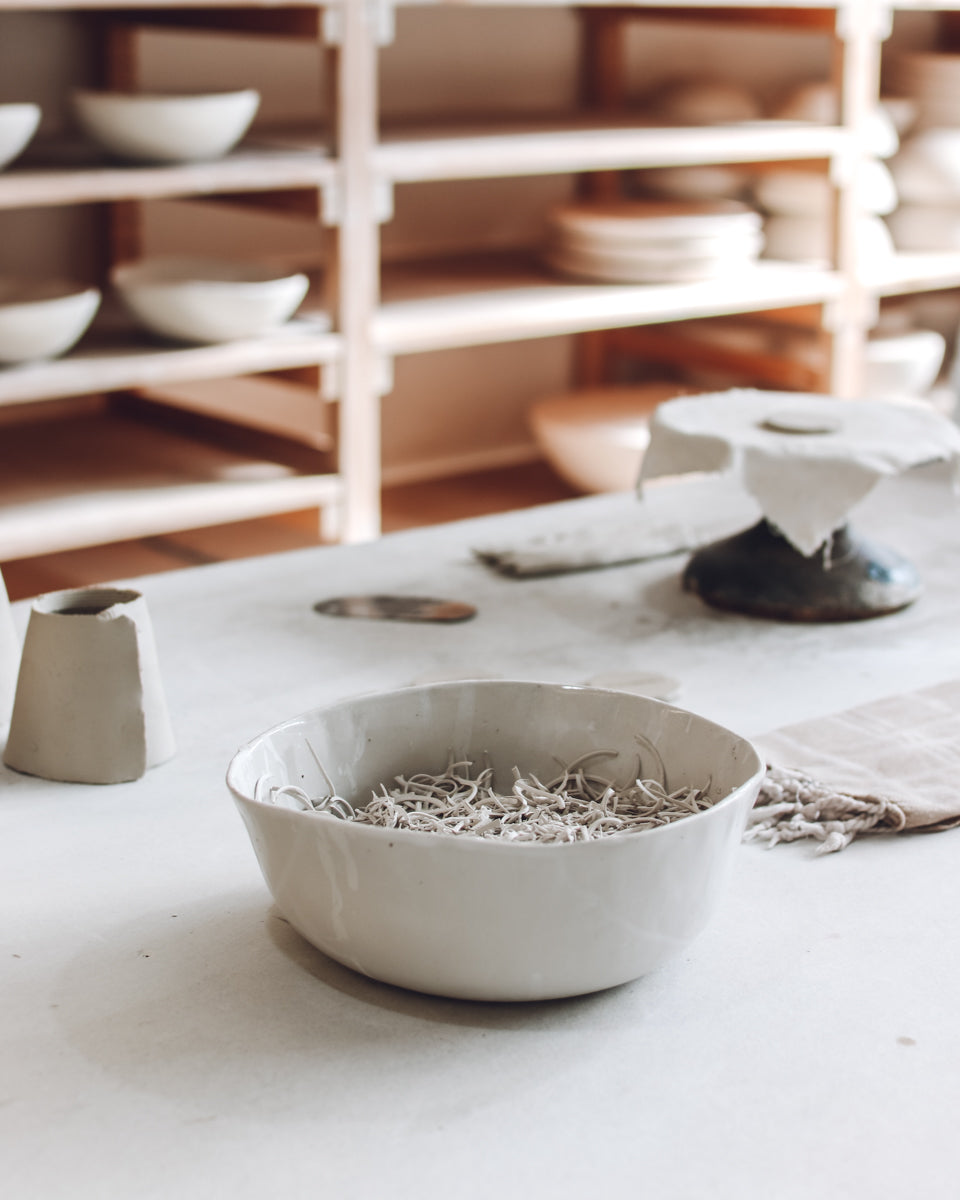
[[754, 160, 898, 218], [886, 202, 960, 251], [647, 77, 762, 125], [227, 680, 764, 1001], [772, 81, 899, 158], [864, 328, 946, 399], [0, 281, 100, 364], [530, 383, 689, 493], [112, 257, 309, 344], [0, 103, 40, 170], [72, 88, 259, 163]]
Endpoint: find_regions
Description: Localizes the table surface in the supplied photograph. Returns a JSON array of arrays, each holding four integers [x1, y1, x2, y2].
[[4, 467, 960, 1200]]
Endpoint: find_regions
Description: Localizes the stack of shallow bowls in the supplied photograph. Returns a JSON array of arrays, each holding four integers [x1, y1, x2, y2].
[[545, 199, 764, 284], [885, 52, 960, 251]]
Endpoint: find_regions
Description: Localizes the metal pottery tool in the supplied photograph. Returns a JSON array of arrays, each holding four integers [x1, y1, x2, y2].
[[314, 595, 477, 623]]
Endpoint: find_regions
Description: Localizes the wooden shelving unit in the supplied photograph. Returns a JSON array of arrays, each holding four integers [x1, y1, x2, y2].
[[1, 0, 960, 563]]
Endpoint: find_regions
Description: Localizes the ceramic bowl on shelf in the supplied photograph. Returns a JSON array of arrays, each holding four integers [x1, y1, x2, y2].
[[762, 212, 894, 267], [887, 128, 960, 204], [635, 163, 748, 202], [864, 328, 946, 400], [772, 80, 900, 158], [226, 679, 765, 1002], [0, 103, 41, 170], [112, 257, 310, 344], [753, 160, 898, 219], [529, 382, 692, 493], [0, 281, 101, 365], [645, 76, 762, 125], [72, 88, 260, 163], [886, 202, 960, 251]]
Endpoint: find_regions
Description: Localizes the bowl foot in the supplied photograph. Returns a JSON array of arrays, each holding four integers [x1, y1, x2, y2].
[[682, 519, 923, 622]]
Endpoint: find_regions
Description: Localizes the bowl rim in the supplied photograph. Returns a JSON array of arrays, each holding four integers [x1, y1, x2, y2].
[[72, 87, 260, 105], [226, 679, 765, 853]]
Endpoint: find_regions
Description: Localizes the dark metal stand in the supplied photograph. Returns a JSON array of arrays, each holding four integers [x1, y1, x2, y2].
[[682, 519, 923, 622]]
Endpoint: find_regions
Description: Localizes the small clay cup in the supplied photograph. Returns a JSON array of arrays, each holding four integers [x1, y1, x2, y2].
[[3, 586, 175, 784]]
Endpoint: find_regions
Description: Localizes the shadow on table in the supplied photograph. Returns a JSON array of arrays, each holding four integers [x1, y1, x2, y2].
[[54, 888, 681, 1118]]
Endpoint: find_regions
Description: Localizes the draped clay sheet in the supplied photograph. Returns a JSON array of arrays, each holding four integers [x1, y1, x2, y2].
[[638, 389, 960, 554]]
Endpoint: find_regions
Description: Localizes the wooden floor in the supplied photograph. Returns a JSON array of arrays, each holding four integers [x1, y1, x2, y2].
[[1, 461, 580, 602]]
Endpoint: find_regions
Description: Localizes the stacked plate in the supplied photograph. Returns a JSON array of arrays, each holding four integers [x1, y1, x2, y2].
[[545, 199, 764, 285], [886, 52, 960, 129]]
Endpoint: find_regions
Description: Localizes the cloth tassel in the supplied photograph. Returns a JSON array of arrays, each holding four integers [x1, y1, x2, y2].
[[745, 765, 908, 855]]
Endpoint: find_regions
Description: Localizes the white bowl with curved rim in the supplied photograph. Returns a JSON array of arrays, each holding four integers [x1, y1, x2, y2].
[[864, 328, 946, 399], [72, 88, 259, 163], [530, 383, 693, 493], [226, 680, 764, 1002], [0, 103, 41, 170], [112, 257, 309, 344], [0, 281, 100, 364]]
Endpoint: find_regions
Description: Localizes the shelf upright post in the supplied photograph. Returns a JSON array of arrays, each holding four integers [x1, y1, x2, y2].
[[828, 0, 890, 398], [327, 0, 386, 543]]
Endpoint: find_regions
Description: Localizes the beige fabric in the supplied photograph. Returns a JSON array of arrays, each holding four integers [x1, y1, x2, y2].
[[747, 679, 960, 853]]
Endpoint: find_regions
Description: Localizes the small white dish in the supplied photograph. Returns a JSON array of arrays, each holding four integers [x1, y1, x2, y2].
[[549, 199, 762, 243], [886, 202, 960, 251], [529, 383, 689, 493], [888, 129, 960, 204], [226, 680, 764, 1001], [772, 81, 899, 158], [647, 77, 762, 126], [112, 257, 309, 343], [72, 88, 259, 163], [0, 281, 100, 364], [638, 163, 748, 201], [762, 213, 893, 266], [0, 103, 41, 170], [864, 328, 946, 399], [754, 160, 898, 218]]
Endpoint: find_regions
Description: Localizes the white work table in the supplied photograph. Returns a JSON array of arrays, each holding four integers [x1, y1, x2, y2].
[[4, 468, 960, 1200]]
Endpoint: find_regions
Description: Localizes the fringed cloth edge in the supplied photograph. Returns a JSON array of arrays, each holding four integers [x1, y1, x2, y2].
[[745, 765, 911, 856]]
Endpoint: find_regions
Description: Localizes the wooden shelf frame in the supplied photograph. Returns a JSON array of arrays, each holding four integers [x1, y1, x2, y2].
[[5, 0, 960, 560]]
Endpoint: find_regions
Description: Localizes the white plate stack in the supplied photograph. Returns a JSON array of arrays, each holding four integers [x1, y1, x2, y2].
[[544, 199, 764, 285], [885, 51, 960, 252]]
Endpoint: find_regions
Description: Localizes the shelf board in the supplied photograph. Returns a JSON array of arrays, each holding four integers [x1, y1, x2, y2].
[[866, 252, 960, 297], [375, 118, 849, 184], [0, 318, 339, 407], [376, 252, 844, 354], [0, 406, 340, 560], [0, 142, 334, 210]]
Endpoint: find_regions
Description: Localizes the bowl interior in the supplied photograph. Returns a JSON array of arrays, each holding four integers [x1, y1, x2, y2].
[[228, 681, 763, 824]]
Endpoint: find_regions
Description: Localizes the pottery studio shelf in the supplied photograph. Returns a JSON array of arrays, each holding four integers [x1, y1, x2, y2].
[[375, 253, 845, 354], [0, 401, 341, 561], [0, 143, 335, 210]]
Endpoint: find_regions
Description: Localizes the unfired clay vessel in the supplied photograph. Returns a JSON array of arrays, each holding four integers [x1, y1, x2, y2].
[[3, 586, 175, 784]]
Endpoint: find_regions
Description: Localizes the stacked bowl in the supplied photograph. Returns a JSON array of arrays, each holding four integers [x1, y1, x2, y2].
[[885, 52, 960, 251], [545, 199, 764, 285]]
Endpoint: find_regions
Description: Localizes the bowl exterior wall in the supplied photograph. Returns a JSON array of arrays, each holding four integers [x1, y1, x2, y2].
[[228, 682, 763, 1001]]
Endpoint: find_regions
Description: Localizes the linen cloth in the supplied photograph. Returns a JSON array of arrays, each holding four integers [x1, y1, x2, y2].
[[747, 678, 960, 853]]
